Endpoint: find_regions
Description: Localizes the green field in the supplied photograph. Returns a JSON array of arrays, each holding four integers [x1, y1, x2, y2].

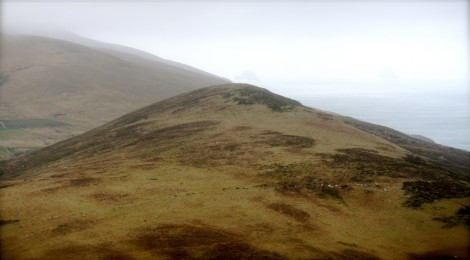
[[0, 147, 10, 158], [0, 119, 69, 129], [0, 129, 28, 140], [0, 119, 69, 160]]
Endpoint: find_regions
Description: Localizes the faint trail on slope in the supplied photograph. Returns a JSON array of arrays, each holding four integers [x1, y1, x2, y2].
[[0, 121, 6, 129], [1, 147, 15, 158]]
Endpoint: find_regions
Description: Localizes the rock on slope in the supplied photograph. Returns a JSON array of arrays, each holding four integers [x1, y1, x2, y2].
[[1, 84, 469, 259]]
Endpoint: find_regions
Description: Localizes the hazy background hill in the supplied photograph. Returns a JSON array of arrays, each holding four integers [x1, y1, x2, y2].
[[0, 34, 229, 159], [36, 31, 226, 81]]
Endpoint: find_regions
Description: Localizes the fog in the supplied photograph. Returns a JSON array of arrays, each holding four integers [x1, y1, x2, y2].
[[1, 1, 469, 150]]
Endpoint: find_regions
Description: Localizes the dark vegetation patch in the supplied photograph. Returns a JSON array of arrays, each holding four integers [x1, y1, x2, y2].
[[318, 148, 467, 183], [50, 173, 68, 178], [262, 148, 468, 207], [316, 112, 334, 121], [229, 85, 302, 112], [263, 163, 309, 179], [402, 181, 470, 208], [274, 181, 305, 197], [0, 219, 20, 226], [0, 183, 15, 189], [51, 220, 95, 236], [264, 164, 311, 196], [44, 243, 135, 260], [133, 224, 234, 251], [179, 139, 244, 168], [229, 125, 252, 132], [408, 248, 469, 260], [122, 120, 219, 149], [67, 177, 100, 187], [267, 203, 310, 223], [433, 206, 470, 228], [305, 175, 349, 203], [92, 192, 130, 203], [113, 121, 151, 139], [40, 186, 62, 193], [278, 240, 381, 260], [0, 119, 69, 128], [178, 129, 313, 168], [131, 224, 284, 259], [344, 117, 470, 179], [200, 242, 284, 260], [263, 164, 346, 202], [337, 241, 359, 248], [180, 145, 240, 168], [0, 161, 6, 176], [258, 131, 315, 148], [327, 249, 383, 260], [319, 148, 417, 180], [305, 177, 345, 202]]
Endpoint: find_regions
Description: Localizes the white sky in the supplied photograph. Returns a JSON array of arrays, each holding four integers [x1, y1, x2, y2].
[[2, 1, 469, 89]]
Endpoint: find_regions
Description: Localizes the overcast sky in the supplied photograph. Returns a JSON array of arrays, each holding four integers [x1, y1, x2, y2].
[[2, 1, 469, 92]]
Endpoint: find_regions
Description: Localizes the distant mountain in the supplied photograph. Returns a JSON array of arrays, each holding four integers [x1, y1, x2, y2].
[[0, 34, 229, 159], [1, 84, 468, 259], [41, 31, 225, 80]]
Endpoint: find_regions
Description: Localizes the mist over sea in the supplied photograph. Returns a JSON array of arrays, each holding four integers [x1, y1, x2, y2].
[[265, 81, 470, 152]]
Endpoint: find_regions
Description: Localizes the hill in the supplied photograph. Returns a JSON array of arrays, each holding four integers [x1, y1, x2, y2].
[[1, 84, 469, 259], [41, 31, 224, 80], [0, 34, 229, 159]]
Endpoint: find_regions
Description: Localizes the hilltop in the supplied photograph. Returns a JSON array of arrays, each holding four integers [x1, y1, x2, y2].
[[0, 34, 228, 159], [1, 84, 469, 259]]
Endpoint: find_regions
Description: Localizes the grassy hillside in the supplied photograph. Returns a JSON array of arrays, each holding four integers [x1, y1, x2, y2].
[[1, 84, 468, 259], [0, 34, 229, 159]]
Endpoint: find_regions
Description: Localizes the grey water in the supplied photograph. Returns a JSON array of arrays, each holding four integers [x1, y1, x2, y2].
[[265, 81, 470, 152]]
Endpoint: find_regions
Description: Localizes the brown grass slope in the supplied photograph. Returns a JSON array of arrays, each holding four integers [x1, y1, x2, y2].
[[0, 34, 228, 158], [1, 84, 469, 259]]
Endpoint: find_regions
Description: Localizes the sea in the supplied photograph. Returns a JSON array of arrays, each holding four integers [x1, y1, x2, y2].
[[261, 80, 470, 152]]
